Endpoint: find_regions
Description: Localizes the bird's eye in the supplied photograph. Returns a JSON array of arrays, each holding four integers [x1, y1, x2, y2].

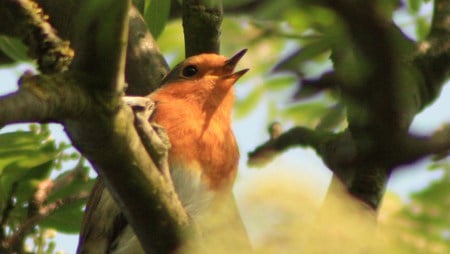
[[182, 65, 198, 77]]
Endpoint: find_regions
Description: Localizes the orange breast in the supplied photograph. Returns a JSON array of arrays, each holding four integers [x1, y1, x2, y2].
[[149, 91, 239, 192]]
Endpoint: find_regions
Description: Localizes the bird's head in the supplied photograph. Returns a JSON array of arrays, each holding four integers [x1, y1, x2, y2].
[[160, 49, 248, 93], [152, 50, 248, 119]]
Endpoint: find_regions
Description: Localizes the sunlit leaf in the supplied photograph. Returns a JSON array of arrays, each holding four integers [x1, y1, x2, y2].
[[316, 104, 346, 130], [410, 178, 450, 206], [407, 0, 421, 13], [144, 0, 171, 39], [0, 36, 29, 62], [13, 161, 54, 204], [0, 149, 56, 204], [267, 100, 281, 122], [1, 142, 56, 173], [38, 199, 86, 233], [47, 175, 95, 203], [0, 131, 43, 153], [265, 74, 296, 91], [274, 39, 331, 74], [282, 102, 329, 126], [0, 131, 57, 212], [158, 21, 184, 63], [415, 16, 430, 41], [252, 0, 299, 20]]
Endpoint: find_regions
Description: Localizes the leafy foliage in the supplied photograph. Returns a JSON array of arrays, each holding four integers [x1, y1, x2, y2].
[[378, 159, 450, 254], [0, 36, 29, 63], [0, 125, 94, 252], [143, 0, 171, 39]]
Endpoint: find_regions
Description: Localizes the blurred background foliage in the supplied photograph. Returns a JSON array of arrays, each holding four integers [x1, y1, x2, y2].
[[0, 125, 94, 253], [0, 0, 448, 253]]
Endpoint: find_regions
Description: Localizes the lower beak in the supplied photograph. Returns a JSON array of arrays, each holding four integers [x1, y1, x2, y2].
[[223, 49, 249, 81]]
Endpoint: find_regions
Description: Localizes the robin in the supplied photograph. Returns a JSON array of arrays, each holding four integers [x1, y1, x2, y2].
[[77, 49, 248, 253]]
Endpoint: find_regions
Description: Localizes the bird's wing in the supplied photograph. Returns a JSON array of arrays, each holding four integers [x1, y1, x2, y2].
[[76, 179, 127, 254]]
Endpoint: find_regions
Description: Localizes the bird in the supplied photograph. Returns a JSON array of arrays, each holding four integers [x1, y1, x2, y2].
[[76, 49, 249, 253]]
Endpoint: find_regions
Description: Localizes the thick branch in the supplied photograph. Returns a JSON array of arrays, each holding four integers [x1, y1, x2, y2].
[[182, 0, 223, 56], [0, 73, 90, 127], [65, 1, 190, 252], [0, 0, 190, 252], [35, 0, 169, 94], [70, 0, 129, 92], [64, 104, 189, 253], [248, 126, 359, 185], [248, 126, 333, 166], [125, 7, 170, 95]]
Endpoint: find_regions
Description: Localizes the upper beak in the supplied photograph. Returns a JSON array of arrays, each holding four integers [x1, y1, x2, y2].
[[224, 49, 249, 79]]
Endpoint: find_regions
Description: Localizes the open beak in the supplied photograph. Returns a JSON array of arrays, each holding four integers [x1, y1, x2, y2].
[[224, 49, 249, 80]]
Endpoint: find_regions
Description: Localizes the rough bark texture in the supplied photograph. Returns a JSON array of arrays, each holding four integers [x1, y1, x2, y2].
[[182, 0, 223, 56]]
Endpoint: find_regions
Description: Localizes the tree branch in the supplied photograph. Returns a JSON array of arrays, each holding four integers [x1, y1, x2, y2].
[[248, 126, 360, 185], [248, 126, 330, 167], [182, 0, 223, 56], [0, 0, 73, 73], [125, 6, 170, 95], [0, 72, 91, 127], [0, 0, 190, 252], [414, 0, 450, 105], [63, 0, 190, 252], [391, 125, 450, 167], [35, 0, 169, 95]]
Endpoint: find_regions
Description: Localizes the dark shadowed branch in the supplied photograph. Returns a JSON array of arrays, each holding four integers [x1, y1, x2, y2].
[[182, 0, 223, 56], [248, 126, 333, 167], [125, 6, 170, 95]]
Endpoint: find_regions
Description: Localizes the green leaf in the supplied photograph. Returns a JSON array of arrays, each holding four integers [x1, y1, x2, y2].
[[282, 102, 329, 127], [407, 0, 421, 14], [265, 74, 296, 91], [0, 131, 43, 153], [0, 131, 57, 208], [47, 175, 95, 203], [144, 0, 171, 39], [0, 36, 29, 62], [410, 177, 450, 206], [274, 38, 331, 73], [1, 142, 56, 172], [14, 161, 54, 204], [38, 199, 86, 233], [316, 104, 346, 130], [415, 16, 430, 41]]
